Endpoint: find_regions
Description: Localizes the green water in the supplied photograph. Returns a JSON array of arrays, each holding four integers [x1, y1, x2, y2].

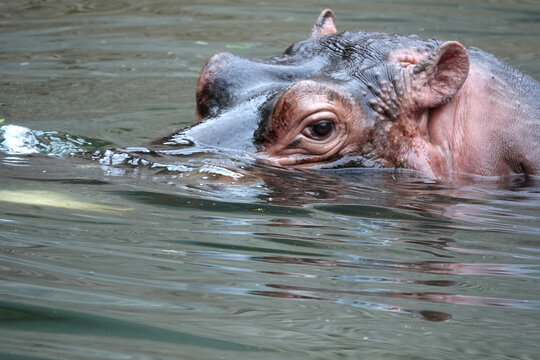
[[1, 1, 539, 359]]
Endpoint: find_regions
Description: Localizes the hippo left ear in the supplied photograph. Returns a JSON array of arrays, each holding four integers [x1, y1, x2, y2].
[[312, 9, 337, 38], [412, 41, 470, 108]]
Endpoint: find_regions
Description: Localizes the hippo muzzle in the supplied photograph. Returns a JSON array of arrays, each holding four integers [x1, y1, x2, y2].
[[182, 91, 273, 153], [183, 38, 333, 153]]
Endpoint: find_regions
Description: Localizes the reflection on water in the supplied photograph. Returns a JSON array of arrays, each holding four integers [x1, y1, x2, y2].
[[2, 151, 539, 359], [1, 0, 539, 359]]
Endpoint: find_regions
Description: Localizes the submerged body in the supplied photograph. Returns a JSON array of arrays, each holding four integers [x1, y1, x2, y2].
[[163, 9, 539, 179]]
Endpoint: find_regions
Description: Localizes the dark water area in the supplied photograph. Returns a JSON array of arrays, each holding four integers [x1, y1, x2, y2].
[[1, 1, 540, 359]]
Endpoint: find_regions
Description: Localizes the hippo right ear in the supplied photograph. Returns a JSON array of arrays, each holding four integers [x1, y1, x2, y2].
[[411, 41, 470, 108], [312, 9, 337, 38]]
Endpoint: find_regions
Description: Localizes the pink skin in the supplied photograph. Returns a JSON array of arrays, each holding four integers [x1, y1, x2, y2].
[[261, 15, 539, 179], [427, 64, 539, 176]]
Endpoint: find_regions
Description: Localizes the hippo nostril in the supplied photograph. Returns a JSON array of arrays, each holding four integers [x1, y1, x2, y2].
[[202, 52, 238, 75], [195, 52, 241, 121], [208, 52, 236, 62]]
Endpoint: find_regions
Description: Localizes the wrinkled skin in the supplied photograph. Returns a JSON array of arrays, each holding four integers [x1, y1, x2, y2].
[[161, 9, 539, 179]]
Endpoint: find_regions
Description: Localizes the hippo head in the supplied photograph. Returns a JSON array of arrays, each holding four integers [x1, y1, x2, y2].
[[179, 9, 469, 173]]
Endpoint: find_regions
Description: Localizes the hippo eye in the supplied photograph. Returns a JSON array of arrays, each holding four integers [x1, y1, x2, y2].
[[307, 120, 334, 139]]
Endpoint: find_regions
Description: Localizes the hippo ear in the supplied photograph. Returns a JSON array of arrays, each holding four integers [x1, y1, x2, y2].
[[412, 41, 469, 108], [312, 9, 337, 38]]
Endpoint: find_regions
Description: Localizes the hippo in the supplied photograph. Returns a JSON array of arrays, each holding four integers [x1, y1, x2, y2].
[[160, 9, 539, 179]]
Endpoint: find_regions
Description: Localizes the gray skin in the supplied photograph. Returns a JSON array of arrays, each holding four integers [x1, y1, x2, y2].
[[159, 9, 539, 179]]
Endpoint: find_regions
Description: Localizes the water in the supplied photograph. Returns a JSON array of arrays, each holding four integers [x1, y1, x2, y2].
[[1, 1, 540, 359]]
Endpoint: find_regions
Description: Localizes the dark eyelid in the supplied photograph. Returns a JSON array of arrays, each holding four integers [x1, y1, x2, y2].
[[287, 139, 302, 149]]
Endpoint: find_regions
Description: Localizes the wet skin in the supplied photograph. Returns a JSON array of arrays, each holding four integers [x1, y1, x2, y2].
[[159, 9, 539, 179]]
